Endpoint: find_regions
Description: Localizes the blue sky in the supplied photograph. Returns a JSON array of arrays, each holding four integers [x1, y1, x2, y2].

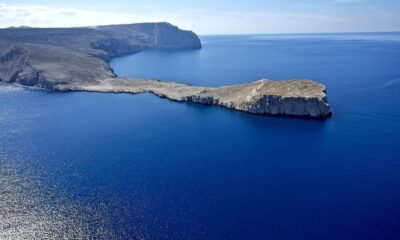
[[1, 0, 400, 34]]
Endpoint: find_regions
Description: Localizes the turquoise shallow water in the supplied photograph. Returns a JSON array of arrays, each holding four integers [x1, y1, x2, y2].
[[1, 33, 400, 239]]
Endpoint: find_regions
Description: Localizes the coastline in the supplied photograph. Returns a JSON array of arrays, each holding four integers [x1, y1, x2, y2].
[[0, 23, 330, 118]]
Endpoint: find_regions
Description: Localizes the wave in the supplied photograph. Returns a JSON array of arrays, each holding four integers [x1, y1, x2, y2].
[[380, 78, 400, 89], [348, 78, 400, 93], [0, 84, 23, 94]]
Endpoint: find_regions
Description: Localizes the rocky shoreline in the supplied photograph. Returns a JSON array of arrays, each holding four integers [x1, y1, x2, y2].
[[60, 78, 331, 118], [0, 22, 331, 118]]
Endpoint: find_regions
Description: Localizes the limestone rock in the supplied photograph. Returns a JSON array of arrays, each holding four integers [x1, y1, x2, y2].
[[72, 78, 331, 118]]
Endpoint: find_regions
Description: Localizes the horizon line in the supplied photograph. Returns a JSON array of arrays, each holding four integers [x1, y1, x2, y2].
[[199, 30, 400, 36], [2, 24, 400, 36]]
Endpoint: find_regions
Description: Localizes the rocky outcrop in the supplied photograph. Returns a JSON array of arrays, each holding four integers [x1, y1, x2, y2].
[[212, 80, 330, 117], [66, 78, 331, 118]]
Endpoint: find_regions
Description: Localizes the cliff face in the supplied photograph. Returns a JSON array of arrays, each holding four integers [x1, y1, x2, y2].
[[95, 22, 202, 50], [0, 43, 115, 88], [212, 80, 330, 117]]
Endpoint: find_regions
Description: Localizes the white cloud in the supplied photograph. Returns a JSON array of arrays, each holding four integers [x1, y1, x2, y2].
[[0, 3, 399, 34], [0, 3, 169, 28]]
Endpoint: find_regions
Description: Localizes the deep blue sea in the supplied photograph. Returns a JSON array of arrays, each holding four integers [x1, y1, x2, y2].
[[1, 33, 400, 239]]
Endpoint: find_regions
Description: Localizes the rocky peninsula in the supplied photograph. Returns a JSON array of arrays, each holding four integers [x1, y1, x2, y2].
[[0, 22, 330, 118]]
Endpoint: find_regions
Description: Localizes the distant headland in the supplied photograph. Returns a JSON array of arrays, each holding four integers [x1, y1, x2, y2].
[[0, 22, 330, 118]]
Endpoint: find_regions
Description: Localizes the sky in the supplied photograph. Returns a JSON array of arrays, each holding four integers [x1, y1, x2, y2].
[[0, 0, 400, 34]]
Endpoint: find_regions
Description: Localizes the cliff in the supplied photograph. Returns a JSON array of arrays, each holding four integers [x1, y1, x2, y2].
[[0, 23, 330, 118], [95, 22, 202, 50]]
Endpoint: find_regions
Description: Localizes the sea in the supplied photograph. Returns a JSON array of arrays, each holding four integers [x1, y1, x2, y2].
[[1, 33, 400, 240]]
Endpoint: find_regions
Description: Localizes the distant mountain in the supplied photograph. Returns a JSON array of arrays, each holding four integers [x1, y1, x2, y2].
[[7, 26, 32, 29]]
